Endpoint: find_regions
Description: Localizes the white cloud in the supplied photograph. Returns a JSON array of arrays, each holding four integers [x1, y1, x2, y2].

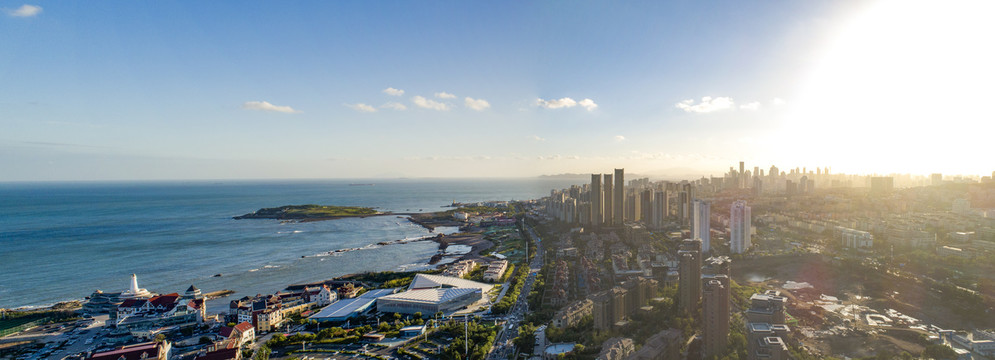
[[772, 98, 787, 105], [464, 97, 490, 111], [412, 96, 450, 111], [675, 96, 735, 113], [6, 4, 42, 17], [346, 103, 377, 113], [740, 101, 761, 111], [435, 92, 456, 99], [535, 97, 598, 111], [529, 135, 546, 142], [242, 101, 301, 114], [614, 135, 626, 142], [536, 97, 577, 109], [578, 98, 598, 111], [381, 102, 407, 111], [383, 87, 405, 96]]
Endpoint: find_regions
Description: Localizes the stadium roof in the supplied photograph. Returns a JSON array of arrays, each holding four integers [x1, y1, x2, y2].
[[407, 274, 492, 292], [309, 298, 375, 321], [378, 288, 481, 304]]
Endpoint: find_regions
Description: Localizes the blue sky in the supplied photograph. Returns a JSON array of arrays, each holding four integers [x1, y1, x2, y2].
[[2, 1, 992, 181]]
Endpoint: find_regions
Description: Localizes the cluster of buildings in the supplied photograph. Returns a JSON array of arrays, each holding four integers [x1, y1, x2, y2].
[[545, 167, 754, 255], [228, 284, 335, 332], [441, 259, 478, 278], [590, 277, 658, 331]]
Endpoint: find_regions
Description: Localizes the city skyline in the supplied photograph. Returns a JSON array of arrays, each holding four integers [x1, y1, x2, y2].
[[3, 0, 994, 181]]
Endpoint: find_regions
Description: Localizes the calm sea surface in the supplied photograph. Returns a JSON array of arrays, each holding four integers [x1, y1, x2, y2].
[[0, 178, 581, 311]]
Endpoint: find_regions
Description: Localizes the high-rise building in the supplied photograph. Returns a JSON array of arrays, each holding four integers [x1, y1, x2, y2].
[[931, 173, 943, 186], [613, 169, 625, 225], [640, 190, 652, 226], [652, 191, 667, 229], [739, 161, 746, 189], [703, 277, 730, 358], [591, 174, 602, 226], [692, 199, 711, 252], [678, 239, 702, 315], [745, 290, 786, 324], [604, 174, 614, 226], [678, 183, 693, 227], [730, 200, 752, 254]]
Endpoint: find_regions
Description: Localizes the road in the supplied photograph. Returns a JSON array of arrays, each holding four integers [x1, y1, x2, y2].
[[487, 221, 544, 360]]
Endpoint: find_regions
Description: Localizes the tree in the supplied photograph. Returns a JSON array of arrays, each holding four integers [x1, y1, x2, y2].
[[199, 336, 214, 345], [254, 345, 271, 360], [153, 333, 166, 343], [922, 344, 957, 360]]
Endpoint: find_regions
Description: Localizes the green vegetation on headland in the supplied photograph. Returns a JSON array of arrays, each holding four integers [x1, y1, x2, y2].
[[233, 204, 381, 221]]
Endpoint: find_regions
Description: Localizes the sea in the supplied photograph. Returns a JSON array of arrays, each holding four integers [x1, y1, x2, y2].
[[0, 178, 583, 312]]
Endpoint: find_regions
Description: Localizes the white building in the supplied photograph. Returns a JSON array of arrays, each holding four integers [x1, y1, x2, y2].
[[730, 200, 751, 254], [693, 199, 711, 252], [841, 228, 873, 249], [376, 288, 482, 315]]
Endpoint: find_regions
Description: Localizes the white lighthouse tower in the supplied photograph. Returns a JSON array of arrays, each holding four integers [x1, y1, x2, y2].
[[121, 274, 152, 299]]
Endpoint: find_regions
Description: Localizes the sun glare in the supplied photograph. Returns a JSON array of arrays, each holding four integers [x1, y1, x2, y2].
[[784, 0, 995, 175]]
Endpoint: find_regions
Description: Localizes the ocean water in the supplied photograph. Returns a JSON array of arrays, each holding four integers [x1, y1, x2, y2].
[[0, 178, 581, 311]]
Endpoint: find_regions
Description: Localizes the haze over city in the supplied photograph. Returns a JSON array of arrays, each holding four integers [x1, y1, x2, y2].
[[2, 0, 993, 181]]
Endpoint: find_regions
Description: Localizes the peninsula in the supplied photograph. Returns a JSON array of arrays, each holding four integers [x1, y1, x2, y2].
[[233, 204, 382, 221]]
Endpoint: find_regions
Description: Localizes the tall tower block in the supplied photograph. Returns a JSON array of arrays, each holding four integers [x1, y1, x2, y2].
[[613, 168, 625, 226], [591, 174, 602, 226]]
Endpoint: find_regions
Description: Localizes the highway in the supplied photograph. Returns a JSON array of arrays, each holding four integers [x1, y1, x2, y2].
[[487, 221, 544, 360]]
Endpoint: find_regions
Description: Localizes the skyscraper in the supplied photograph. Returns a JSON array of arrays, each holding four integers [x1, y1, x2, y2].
[[591, 174, 602, 226], [678, 183, 693, 227], [603, 174, 613, 226], [703, 277, 730, 358], [739, 161, 746, 189], [692, 199, 711, 252], [730, 200, 752, 254], [678, 239, 702, 315], [613, 168, 624, 226], [651, 191, 667, 229], [640, 190, 652, 226]]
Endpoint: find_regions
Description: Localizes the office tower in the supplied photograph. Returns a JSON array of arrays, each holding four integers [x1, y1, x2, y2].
[[613, 168, 625, 225], [799, 176, 808, 194], [640, 190, 652, 226], [730, 200, 752, 254], [753, 177, 763, 196], [604, 174, 614, 226], [678, 183, 693, 227], [591, 174, 602, 226], [931, 173, 943, 186], [739, 161, 746, 188], [678, 239, 702, 315], [652, 191, 667, 229], [746, 290, 786, 324], [692, 199, 711, 252], [630, 192, 641, 222], [703, 277, 730, 358]]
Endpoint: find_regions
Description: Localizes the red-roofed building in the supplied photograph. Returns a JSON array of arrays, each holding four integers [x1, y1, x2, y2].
[[89, 341, 170, 360], [218, 321, 255, 347]]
